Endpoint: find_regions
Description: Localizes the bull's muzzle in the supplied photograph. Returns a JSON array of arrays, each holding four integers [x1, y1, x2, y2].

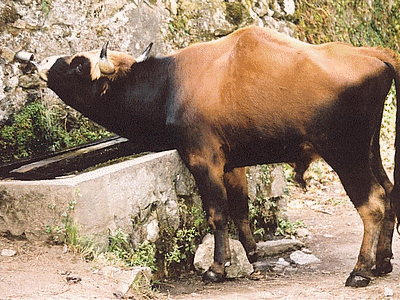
[[38, 55, 65, 82]]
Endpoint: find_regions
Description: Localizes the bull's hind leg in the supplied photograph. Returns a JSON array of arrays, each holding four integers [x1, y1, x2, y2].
[[370, 132, 395, 276], [224, 167, 257, 261], [323, 153, 386, 287]]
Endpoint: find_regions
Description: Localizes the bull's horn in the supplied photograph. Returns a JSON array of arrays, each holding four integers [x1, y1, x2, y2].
[[135, 42, 153, 63], [99, 41, 115, 75]]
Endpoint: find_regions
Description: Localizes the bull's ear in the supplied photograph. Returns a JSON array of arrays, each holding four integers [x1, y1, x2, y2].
[[95, 77, 110, 97], [135, 42, 153, 63]]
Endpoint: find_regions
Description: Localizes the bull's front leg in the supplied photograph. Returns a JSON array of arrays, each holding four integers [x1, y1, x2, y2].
[[183, 147, 231, 282], [205, 205, 231, 282]]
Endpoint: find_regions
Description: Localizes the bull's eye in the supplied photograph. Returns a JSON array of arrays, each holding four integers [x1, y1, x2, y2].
[[69, 56, 90, 79], [75, 64, 83, 75]]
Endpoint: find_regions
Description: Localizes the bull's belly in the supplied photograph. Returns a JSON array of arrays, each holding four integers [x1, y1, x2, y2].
[[225, 137, 311, 170]]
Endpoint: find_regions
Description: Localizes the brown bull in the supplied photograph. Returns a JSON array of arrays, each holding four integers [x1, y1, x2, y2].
[[38, 26, 400, 287]]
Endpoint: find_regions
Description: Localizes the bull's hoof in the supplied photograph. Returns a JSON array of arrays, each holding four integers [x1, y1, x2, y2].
[[373, 259, 393, 276], [345, 271, 371, 287], [202, 269, 226, 283], [247, 250, 258, 263]]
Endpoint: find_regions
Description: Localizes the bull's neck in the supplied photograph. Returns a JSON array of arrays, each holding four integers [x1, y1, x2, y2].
[[96, 56, 175, 152]]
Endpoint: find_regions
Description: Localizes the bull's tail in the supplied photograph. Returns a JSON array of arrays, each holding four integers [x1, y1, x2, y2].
[[387, 51, 400, 229]]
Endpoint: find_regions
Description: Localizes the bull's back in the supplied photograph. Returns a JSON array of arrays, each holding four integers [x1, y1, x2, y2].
[[182, 28, 387, 120], [170, 26, 392, 165]]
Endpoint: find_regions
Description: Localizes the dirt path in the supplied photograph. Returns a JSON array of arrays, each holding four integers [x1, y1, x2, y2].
[[1, 175, 400, 299], [161, 180, 400, 300]]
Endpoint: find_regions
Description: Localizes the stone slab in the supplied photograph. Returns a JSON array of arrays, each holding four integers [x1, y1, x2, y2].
[[256, 239, 305, 258]]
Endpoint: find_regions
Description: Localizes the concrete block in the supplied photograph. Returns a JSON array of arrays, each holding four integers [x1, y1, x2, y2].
[[0, 150, 285, 250]]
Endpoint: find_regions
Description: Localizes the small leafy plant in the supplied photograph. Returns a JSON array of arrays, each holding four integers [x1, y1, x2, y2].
[[275, 219, 304, 237], [108, 230, 157, 270], [0, 101, 111, 163]]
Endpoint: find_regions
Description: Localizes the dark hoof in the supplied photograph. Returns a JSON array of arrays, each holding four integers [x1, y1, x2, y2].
[[373, 259, 393, 276], [202, 269, 226, 283], [247, 251, 258, 264], [345, 271, 371, 287]]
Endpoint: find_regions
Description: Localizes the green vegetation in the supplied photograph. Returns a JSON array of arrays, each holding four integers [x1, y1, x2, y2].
[[41, 0, 51, 16], [155, 199, 209, 277], [249, 186, 279, 240], [107, 230, 157, 270], [294, 0, 399, 177], [295, 0, 400, 51], [0, 101, 111, 163], [225, 1, 252, 27], [275, 219, 303, 237]]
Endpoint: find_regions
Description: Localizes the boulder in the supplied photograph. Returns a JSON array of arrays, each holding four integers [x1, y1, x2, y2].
[[194, 234, 254, 278]]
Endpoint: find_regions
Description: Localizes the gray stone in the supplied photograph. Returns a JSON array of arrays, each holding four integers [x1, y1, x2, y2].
[[102, 266, 152, 293], [247, 165, 286, 199], [270, 165, 286, 198], [301, 248, 312, 254], [0, 47, 15, 62], [284, 266, 298, 273], [290, 250, 321, 265], [145, 219, 159, 243], [256, 239, 304, 258], [194, 234, 254, 278], [283, 0, 295, 15], [262, 15, 296, 38], [384, 287, 394, 298], [272, 264, 285, 273], [276, 257, 290, 267], [252, 260, 274, 272], [296, 228, 311, 238]]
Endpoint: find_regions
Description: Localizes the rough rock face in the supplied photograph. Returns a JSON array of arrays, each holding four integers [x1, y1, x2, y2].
[[0, 0, 296, 123]]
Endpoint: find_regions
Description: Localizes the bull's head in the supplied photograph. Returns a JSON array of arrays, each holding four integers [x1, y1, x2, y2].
[[38, 42, 153, 114]]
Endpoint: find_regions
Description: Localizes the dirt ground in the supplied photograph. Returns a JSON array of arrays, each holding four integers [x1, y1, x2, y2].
[[1, 173, 400, 299]]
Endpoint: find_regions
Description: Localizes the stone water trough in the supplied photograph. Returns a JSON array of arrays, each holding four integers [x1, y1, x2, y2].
[[0, 149, 286, 258]]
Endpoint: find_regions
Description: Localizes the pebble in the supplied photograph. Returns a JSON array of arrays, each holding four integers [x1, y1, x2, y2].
[[276, 257, 290, 267], [384, 287, 394, 298], [301, 248, 312, 254], [0, 47, 15, 62], [1, 249, 17, 257], [296, 228, 311, 238], [284, 266, 298, 274], [290, 250, 321, 265], [66, 275, 82, 284]]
